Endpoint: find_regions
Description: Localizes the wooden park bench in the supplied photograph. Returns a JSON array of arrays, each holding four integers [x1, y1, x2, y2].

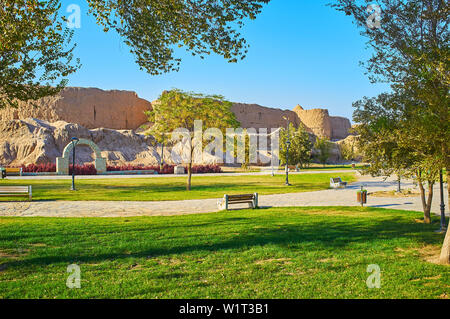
[[4, 167, 23, 176], [0, 186, 32, 201], [218, 193, 259, 210], [330, 177, 347, 189]]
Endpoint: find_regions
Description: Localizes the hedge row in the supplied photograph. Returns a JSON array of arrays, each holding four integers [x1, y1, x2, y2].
[[20, 163, 222, 175]]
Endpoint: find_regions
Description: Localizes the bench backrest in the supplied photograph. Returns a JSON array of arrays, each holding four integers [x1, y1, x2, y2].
[[4, 168, 22, 176], [0, 186, 30, 193], [331, 178, 342, 183], [227, 194, 255, 202]]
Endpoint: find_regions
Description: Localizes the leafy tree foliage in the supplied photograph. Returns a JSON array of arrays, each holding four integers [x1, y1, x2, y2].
[[0, 0, 80, 108], [353, 92, 439, 223], [332, 0, 449, 263], [87, 0, 271, 75], [339, 137, 359, 162], [146, 89, 239, 190], [280, 123, 313, 169], [314, 137, 332, 167], [1, 0, 270, 106]]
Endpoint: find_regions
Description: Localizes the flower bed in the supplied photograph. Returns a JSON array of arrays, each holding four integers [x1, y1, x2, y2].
[[107, 164, 222, 174], [69, 164, 97, 175], [20, 163, 222, 175], [107, 164, 174, 174], [21, 163, 97, 175], [191, 165, 222, 174], [21, 163, 56, 173]]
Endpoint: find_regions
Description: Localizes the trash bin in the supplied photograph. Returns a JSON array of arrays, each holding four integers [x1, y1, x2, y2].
[[0, 168, 6, 179], [357, 190, 368, 205]]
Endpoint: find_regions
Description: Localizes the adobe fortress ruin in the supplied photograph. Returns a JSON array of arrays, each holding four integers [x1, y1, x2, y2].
[[0, 87, 354, 167]]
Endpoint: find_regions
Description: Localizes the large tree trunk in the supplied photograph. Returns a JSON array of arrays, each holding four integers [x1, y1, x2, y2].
[[439, 170, 450, 264], [440, 227, 450, 264], [160, 143, 165, 171], [418, 178, 433, 224], [425, 181, 434, 224]]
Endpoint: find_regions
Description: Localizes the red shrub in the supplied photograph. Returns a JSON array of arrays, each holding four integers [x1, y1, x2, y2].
[[107, 164, 175, 174], [106, 164, 221, 174], [21, 163, 221, 175], [21, 163, 56, 173], [69, 164, 97, 175], [190, 165, 222, 174]]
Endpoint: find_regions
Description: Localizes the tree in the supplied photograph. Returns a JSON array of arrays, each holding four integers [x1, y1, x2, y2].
[[143, 112, 170, 170], [147, 89, 239, 190], [338, 136, 361, 162], [236, 129, 255, 170], [0, 0, 80, 108], [2, 1, 270, 107], [280, 123, 313, 169], [353, 93, 438, 223], [339, 143, 354, 162], [331, 0, 449, 263], [87, 0, 271, 75], [314, 137, 332, 167]]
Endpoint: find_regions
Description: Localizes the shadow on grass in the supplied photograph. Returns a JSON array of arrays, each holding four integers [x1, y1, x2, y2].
[[1, 212, 444, 271]]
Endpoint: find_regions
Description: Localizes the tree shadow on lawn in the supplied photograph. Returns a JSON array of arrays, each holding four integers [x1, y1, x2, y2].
[[0, 217, 250, 242], [2, 214, 443, 270]]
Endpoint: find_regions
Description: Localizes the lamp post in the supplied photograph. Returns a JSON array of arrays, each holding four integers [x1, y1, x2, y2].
[[438, 169, 447, 233], [283, 117, 291, 186], [70, 137, 79, 191], [271, 151, 275, 177]]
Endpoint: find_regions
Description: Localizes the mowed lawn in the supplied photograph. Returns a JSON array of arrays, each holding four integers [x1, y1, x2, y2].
[[0, 207, 448, 299], [0, 173, 356, 201]]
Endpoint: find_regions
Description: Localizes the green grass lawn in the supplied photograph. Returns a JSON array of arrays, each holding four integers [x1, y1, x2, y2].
[[0, 173, 356, 201], [0, 207, 448, 299]]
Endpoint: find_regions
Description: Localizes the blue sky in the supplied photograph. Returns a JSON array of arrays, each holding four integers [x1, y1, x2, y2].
[[62, 0, 390, 121]]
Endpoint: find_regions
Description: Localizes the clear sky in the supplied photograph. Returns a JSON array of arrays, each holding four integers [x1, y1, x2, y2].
[[62, 0, 390, 121]]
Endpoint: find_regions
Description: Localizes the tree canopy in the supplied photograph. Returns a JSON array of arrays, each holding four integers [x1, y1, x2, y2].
[[147, 89, 239, 190], [314, 137, 332, 167], [280, 123, 312, 168], [87, 0, 271, 75], [1, 0, 270, 106], [332, 0, 449, 263], [0, 0, 80, 108]]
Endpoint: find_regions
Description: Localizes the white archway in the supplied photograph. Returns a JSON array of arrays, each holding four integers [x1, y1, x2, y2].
[[56, 139, 107, 175]]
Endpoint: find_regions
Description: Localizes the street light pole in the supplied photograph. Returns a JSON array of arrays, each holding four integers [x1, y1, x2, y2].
[[71, 137, 79, 191], [284, 117, 291, 186], [271, 151, 275, 177], [439, 169, 447, 232]]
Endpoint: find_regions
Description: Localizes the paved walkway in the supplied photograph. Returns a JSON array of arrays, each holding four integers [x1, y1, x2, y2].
[[0, 173, 448, 218]]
